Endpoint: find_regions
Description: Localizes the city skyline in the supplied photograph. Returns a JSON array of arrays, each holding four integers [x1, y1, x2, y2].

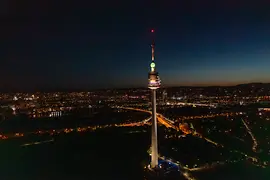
[[2, 0, 270, 91]]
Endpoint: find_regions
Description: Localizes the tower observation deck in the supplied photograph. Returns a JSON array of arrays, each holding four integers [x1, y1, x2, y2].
[[148, 29, 161, 169]]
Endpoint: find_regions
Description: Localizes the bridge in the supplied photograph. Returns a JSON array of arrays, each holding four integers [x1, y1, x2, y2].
[[117, 116, 151, 127], [167, 102, 217, 108], [115, 106, 266, 172], [116, 106, 177, 129], [116, 106, 224, 147]]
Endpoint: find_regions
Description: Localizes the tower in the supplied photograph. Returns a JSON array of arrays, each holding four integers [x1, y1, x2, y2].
[[148, 29, 161, 169]]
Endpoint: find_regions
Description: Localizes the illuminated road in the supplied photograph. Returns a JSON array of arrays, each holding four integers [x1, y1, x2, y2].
[[158, 156, 197, 180], [192, 132, 222, 147], [118, 106, 226, 148], [167, 102, 217, 108], [156, 155, 229, 180], [118, 107, 177, 129], [0, 125, 114, 141], [241, 118, 258, 153], [125, 107, 262, 166], [116, 117, 152, 127], [0, 106, 266, 176], [157, 152, 265, 180], [120, 106, 267, 170], [179, 112, 241, 121], [21, 139, 54, 147], [159, 155, 224, 172]]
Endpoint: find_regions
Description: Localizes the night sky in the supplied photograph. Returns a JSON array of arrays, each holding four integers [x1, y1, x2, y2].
[[2, 0, 270, 91]]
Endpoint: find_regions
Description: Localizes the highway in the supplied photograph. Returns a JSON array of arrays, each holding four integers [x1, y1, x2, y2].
[[166, 102, 217, 108], [118, 106, 228, 148], [21, 139, 54, 147], [241, 118, 258, 153], [118, 107, 177, 129], [119, 106, 266, 171], [119, 107, 264, 163], [0, 106, 266, 174], [116, 117, 152, 127], [179, 112, 242, 121]]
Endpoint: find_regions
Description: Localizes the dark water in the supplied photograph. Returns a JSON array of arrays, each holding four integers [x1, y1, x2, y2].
[[0, 110, 149, 133], [0, 129, 150, 180], [194, 163, 270, 180], [0, 128, 269, 180]]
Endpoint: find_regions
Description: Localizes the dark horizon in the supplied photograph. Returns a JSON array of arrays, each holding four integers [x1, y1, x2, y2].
[[2, 0, 270, 90], [1, 82, 269, 93]]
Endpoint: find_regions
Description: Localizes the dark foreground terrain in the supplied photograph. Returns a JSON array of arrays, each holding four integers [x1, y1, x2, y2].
[[0, 128, 150, 180], [0, 125, 269, 180]]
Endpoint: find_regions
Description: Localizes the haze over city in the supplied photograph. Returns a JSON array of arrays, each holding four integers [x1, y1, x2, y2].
[[1, 1, 270, 180], [2, 0, 270, 91]]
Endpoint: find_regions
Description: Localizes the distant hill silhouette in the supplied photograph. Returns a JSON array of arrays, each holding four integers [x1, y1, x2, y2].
[[168, 82, 270, 89], [236, 83, 270, 87], [2, 82, 270, 92]]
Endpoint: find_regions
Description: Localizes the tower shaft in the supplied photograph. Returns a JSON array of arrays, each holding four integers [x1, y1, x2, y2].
[[151, 89, 158, 168], [151, 42, 155, 61], [148, 29, 160, 169]]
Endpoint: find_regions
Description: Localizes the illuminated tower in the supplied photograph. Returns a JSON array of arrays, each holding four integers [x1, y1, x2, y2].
[[148, 29, 161, 169]]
